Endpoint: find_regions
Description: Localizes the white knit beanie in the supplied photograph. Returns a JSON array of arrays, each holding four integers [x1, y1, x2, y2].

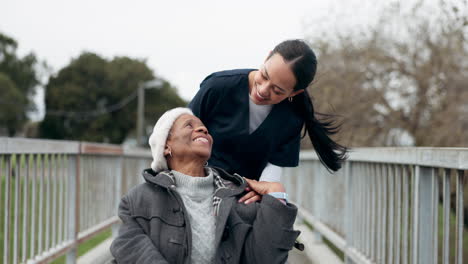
[[148, 107, 194, 172]]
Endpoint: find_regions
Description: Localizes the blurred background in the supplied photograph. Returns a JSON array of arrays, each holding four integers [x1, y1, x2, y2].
[[1, 2, 467, 263], [0, 0, 467, 148]]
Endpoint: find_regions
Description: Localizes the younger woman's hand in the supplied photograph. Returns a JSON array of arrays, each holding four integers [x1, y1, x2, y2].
[[238, 188, 262, 204], [244, 178, 286, 195], [238, 178, 287, 204]]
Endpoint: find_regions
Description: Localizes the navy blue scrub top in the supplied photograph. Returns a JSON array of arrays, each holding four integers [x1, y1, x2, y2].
[[189, 69, 303, 180]]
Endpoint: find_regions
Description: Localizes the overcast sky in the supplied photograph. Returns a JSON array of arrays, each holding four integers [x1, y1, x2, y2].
[[1, 0, 382, 120]]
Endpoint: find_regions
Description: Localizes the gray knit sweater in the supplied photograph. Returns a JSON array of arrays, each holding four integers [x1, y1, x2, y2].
[[171, 169, 216, 264]]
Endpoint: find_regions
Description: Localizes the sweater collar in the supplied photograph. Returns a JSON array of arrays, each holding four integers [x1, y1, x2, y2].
[[142, 166, 247, 217], [142, 166, 246, 195], [170, 169, 214, 198]]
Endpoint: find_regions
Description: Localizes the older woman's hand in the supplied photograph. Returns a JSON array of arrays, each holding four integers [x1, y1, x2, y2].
[[238, 178, 286, 204]]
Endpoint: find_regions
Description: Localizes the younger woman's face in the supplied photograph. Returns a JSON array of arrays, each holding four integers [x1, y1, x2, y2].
[[249, 53, 303, 105]]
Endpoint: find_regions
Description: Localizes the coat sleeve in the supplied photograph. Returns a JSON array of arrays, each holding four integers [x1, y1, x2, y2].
[[110, 195, 170, 264], [241, 195, 300, 264]]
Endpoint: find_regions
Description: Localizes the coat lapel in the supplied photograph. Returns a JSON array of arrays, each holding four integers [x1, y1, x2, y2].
[[212, 165, 246, 247], [214, 195, 235, 247]]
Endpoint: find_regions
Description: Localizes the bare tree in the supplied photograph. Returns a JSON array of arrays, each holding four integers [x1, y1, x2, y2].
[[303, 0, 468, 147]]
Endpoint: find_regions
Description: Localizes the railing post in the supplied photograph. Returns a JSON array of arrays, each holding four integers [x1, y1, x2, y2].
[[313, 161, 322, 222], [455, 170, 464, 264], [292, 162, 306, 230], [112, 155, 124, 238], [4, 156, 11, 264], [296, 161, 304, 210], [66, 151, 80, 264], [412, 166, 436, 264], [312, 161, 323, 242], [344, 161, 355, 264]]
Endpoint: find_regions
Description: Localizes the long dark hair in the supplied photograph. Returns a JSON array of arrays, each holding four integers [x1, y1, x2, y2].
[[268, 39, 348, 171]]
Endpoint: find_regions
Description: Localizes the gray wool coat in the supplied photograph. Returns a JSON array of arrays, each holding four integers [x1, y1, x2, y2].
[[110, 167, 300, 264]]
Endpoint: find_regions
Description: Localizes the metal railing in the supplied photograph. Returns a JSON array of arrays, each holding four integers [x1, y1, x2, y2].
[[2, 138, 466, 264], [283, 148, 467, 264], [0, 138, 151, 264]]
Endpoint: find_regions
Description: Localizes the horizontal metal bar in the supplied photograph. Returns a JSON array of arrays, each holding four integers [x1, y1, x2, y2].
[[300, 148, 468, 170], [34, 240, 75, 264], [299, 204, 375, 264], [0, 138, 151, 158], [80, 143, 122, 155], [3, 138, 466, 169], [34, 205, 118, 263], [0, 138, 79, 154], [77, 217, 119, 244], [346, 246, 374, 264], [297, 206, 346, 250], [122, 147, 152, 158]]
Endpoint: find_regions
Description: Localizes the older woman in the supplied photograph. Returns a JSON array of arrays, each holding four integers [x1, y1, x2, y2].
[[110, 108, 299, 264]]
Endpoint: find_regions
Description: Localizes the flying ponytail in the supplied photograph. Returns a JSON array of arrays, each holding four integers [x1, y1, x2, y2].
[[293, 90, 347, 171], [271, 39, 348, 171]]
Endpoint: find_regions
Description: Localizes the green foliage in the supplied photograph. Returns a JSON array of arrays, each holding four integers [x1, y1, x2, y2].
[[0, 32, 40, 136], [145, 82, 187, 124], [0, 73, 28, 135], [40, 52, 186, 144]]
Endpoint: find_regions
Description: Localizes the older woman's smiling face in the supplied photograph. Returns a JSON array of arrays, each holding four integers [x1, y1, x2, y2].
[[165, 114, 213, 161]]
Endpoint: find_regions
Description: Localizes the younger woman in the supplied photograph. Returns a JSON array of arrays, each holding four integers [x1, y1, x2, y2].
[[189, 39, 347, 202]]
